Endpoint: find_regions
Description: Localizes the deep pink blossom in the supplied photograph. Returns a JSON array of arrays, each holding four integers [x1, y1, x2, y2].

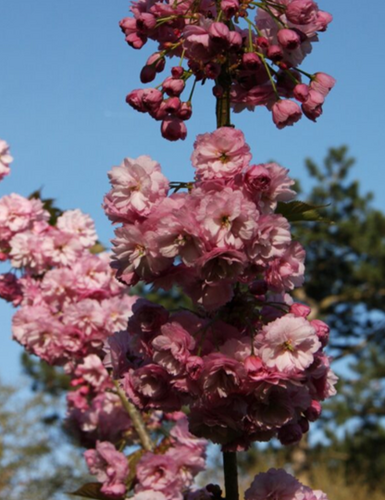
[[84, 441, 129, 498]]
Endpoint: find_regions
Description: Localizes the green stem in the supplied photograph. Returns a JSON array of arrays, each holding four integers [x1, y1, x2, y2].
[[113, 380, 154, 452], [223, 452, 239, 500]]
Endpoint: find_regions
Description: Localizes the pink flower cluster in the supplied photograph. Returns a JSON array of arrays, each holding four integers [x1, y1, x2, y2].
[[0, 139, 13, 181], [120, 0, 334, 139], [104, 127, 337, 449], [84, 413, 207, 499], [0, 190, 135, 364]]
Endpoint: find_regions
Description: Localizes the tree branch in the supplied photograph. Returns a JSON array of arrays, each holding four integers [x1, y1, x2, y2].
[[113, 380, 154, 452]]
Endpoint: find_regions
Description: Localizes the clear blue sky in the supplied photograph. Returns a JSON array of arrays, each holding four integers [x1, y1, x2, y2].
[[0, 0, 384, 381]]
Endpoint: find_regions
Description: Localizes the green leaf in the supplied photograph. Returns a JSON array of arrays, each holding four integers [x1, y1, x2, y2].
[[68, 482, 123, 500], [276, 201, 331, 223]]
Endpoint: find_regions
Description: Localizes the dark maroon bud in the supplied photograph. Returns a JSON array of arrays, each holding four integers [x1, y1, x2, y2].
[[171, 66, 184, 78], [140, 65, 156, 83]]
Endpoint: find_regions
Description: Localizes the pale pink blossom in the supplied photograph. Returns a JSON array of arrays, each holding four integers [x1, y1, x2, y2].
[[258, 315, 321, 372], [57, 209, 97, 248], [196, 187, 258, 248], [191, 128, 251, 181], [105, 155, 169, 222], [75, 354, 112, 390], [0, 194, 48, 241], [0, 139, 13, 181]]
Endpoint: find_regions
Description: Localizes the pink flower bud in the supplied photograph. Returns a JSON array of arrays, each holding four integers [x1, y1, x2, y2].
[[146, 53, 166, 73], [272, 99, 302, 129], [242, 52, 262, 70], [221, 0, 239, 19], [302, 89, 324, 121], [310, 72, 336, 97], [171, 66, 184, 78], [140, 65, 156, 83], [119, 17, 135, 33], [162, 77, 185, 97], [125, 32, 147, 49], [228, 31, 243, 48], [277, 29, 301, 50], [209, 22, 230, 43], [136, 13, 157, 31], [245, 355, 263, 373], [257, 36, 269, 49], [142, 88, 163, 111], [267, 44, 283, 61], [177, 102, 193, 120], [286, 0, 318, 25], [163, 97, 181, 114], [126, 89, 145, 111], [161, 117, 187, 141], [149, 101, 168, 120], [290, 303, 311, 317], [293, 83, 309, 102], [316, 10, 333, 31]]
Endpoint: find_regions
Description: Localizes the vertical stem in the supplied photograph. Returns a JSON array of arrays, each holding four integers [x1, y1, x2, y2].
[[215, 63, 232, 129], [216, 85, 231, 128], [223, 452, 239, 500]]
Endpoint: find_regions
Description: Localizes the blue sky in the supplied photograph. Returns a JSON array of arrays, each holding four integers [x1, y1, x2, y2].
[[0, 0, 384, 382]]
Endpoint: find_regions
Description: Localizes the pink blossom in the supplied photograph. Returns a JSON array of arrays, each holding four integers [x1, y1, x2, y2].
[[136, 453, 183, 499], [265, 241, 305, 291], [0, 139, 13, 181], [196, 187, 258, 248], [112, 224, 171, 283], [84, 441, 129, 498], [258, 315, 321, 372], [197, 248, 246, 283], [200, 353, 247, 400], [310, 72, 336, 97], [0, 193, 48, 242], [75, 354, 112, 390], [105, 155, 169, 222], [57, 209, 97, 248], [191, 128, 251, 181], [247, 215, 291, 264], [124, 364, 182, 411], [152, 321, 196, 375], [286, 1, 318, 25]]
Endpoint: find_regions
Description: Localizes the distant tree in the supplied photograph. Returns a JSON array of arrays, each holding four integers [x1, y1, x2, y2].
[[0, 378, 89, 500]]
